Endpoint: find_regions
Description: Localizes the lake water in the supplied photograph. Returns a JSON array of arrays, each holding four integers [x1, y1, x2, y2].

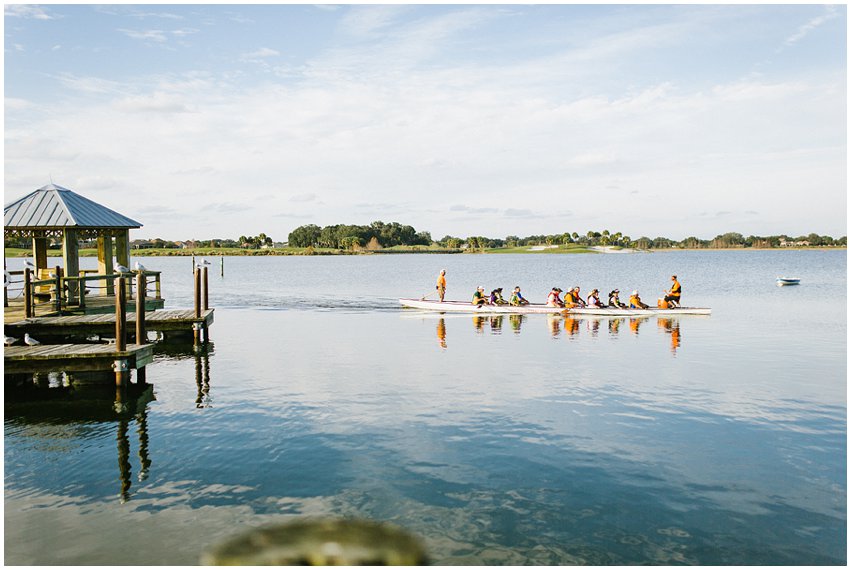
[[4, 250, 846, 565]]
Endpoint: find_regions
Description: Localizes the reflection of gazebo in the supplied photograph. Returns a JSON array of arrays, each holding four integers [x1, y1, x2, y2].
[[4, 183, 141, 300]]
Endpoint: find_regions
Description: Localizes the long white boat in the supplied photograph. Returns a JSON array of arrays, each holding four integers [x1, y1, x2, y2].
[[399, 298, 711, 316]]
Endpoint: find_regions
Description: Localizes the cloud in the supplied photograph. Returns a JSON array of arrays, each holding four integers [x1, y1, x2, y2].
[[118, 28, 168, 43], [783, 5, 839, 47], [55, 73, 124, 94], [503, 209, 538, 219], [290, 193, 317, 203], [117, 28, 198, 43], [243, 48, 281, 60], [450, 205, 500, 215], [200, 202, 253, 213], [5, 5, 58, 19], [114, 92, 193, 113]]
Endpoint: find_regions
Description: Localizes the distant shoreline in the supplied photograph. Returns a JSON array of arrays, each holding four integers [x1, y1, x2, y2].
[[3, 245, 844, 258]]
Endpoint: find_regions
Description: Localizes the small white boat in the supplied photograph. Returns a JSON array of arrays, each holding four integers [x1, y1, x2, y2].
[[399, 298, 711, 316], [776, 277, 801, 286]]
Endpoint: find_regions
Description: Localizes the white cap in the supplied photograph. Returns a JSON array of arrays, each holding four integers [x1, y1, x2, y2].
[[478, 286, 484, 290], [632, 290, 638, 295]]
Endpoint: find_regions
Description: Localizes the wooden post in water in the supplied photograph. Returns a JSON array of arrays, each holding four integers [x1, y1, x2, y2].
[[24, 268, 32, 318], [194, 268, 202, 346], [115, 277, 128, 386], [202, 266, 209, 311], [220, 256, 224, 277], [136, 272, 146, 345]]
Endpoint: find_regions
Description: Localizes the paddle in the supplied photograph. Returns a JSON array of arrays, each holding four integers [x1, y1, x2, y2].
[[421, 290, 437, 301]]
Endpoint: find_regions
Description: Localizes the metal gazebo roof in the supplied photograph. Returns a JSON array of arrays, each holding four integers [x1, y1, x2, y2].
[[4, 184, 142, 230]]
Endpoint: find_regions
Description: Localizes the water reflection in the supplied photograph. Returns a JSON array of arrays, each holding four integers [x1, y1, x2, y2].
[[195, 350, 213, 408], [426, 314, 691, 354], [5, 379, 155, 503], [436, 318, 447, 349], [657, 318, 681, 355]]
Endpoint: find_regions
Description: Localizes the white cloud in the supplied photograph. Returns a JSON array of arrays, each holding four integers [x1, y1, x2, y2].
[[783, 5, 839, 47], [114, 92, 193, 113], [290, 193, 317, 203], [243, 47, 280, 59], [4, 5, 57, 20], [118, 28, 168, 42]]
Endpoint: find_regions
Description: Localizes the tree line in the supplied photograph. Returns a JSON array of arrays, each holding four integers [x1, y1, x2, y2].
[[5, 226, 844, 252], [287, 224, 846, 250], [288, 221, 432, 249]]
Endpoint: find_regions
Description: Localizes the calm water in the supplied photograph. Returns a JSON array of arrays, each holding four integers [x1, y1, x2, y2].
[[4, 250, 846, 565]]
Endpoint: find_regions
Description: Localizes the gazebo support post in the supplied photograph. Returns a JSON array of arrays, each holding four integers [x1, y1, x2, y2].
[[97, 234, 114, 296], [115, 230, 131, 298], [32, 234, 48, 275], [63, 228, 80, 302]]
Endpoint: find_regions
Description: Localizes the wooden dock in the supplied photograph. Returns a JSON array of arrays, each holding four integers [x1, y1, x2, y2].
[[4, 343, 154, 374], [5, 309, 214, 340]]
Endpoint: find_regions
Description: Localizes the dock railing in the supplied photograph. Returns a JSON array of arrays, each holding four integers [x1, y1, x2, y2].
[[6, 268, 161, 318]]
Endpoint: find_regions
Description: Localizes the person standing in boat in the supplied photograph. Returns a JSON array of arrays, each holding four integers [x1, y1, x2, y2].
[[629, 290, 649, 309], [436, 269, 447, 302], [608, 289, 626, 308], [664, 275, 681, 307], [472, 286, 489, 307], [509, 286, 529, 306], [546, 287, 564, 307]]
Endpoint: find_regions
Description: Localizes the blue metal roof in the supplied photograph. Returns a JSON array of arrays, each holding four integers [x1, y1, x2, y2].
[[4, 184, 142, 229]]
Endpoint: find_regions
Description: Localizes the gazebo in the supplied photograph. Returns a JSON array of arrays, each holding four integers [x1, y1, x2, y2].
[[4, 183, 142, 300]]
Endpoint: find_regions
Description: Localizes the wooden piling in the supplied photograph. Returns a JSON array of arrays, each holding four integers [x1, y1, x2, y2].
[[136, 272, 146, 344], [116, 277, 127, 351], [24, 268, 32, 318], [202, 266, 209, 311], [115, 277, 128, 386], [194, 268, 202, 345], [220, 256, 224, 277], [194, 268, 201, 318]]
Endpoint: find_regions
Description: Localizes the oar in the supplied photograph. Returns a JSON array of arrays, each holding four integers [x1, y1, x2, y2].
[[421, 290, 437, 301]]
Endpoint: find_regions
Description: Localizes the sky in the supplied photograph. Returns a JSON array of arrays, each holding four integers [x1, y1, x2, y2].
[[4, 3, 847, 242]]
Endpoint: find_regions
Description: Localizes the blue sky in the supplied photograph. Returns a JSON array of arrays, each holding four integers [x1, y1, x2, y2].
[[4, 4, 846, 241]]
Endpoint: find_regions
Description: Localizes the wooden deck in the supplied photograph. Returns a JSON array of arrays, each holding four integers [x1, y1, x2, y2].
[[5, 309, 214, 339], [4, 294, 165, 324], [5, 343, 154, 374]]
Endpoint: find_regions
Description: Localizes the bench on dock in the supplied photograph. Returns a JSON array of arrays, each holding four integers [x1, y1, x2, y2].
[[4, 343, 154, 374]]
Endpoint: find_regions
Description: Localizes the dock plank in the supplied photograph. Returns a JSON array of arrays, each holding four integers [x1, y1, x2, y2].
[[5, 343, 154, 373], [5, 309, 214, 337]]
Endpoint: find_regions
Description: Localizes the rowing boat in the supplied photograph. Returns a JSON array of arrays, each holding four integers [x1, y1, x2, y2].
[[399, 298, 711, 316], [776, 277, 801, 286]]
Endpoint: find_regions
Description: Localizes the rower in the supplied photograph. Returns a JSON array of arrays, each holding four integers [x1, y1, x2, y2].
[[472, 286, 489, 307], [509, 286, 529, 306], [629, 290, 649, 309], [564, 286, 586, 308], [664, 275, 681, 307], [608, 289, 626, 308], [546, 287, 564, 307], [490, 288, 508, 305], [586, 289, 603, 307]]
